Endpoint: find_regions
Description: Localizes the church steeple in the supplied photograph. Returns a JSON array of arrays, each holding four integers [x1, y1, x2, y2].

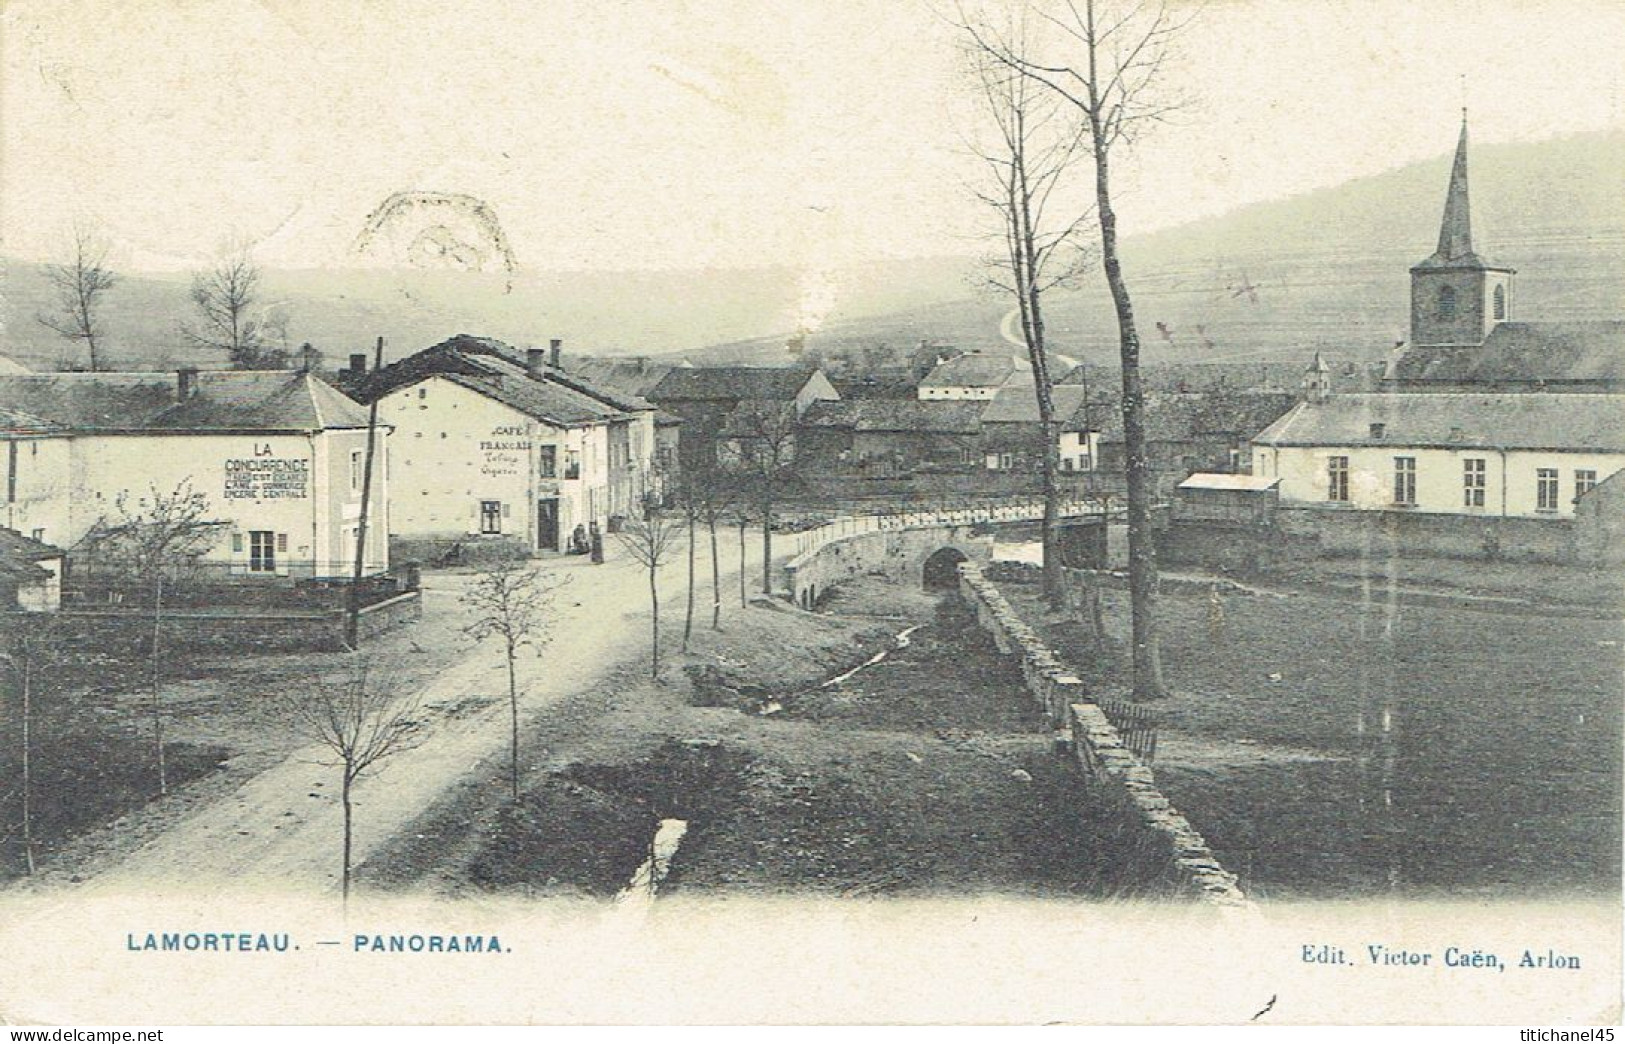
[[1408, 114, 1515, 348], [1429, 113, 1478, 266]]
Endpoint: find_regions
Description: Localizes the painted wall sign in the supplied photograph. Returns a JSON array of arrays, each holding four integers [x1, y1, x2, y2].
[[224, 457, 311, 499], [480, 424, 531, 476]]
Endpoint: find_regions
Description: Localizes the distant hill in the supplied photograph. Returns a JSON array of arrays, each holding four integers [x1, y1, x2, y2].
[[0, 257, 976, 373], [2, 130, 1619, 374], [693, 129, 1625, 369]]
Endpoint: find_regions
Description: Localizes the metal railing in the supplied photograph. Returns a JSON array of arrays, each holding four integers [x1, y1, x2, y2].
[[785, 494, 1121, 563]]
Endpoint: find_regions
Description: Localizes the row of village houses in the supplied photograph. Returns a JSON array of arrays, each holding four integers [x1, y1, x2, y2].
[[4, 119, 1625, 607]]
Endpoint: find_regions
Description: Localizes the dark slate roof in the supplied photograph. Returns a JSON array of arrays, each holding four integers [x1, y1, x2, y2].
[[649, 365, 820, 403], [1387, 321, 1625, 386], [918, 352, 1017, 389], [0, 527, 64, 584], [1092, 391, 1298, 444], [350, 335, 649, 426], [800, 400, 984, 434], [1253, 393, 1625, 452], [565, 357, 678, 399], [719, 399, 801, 438], [980, 384, 1092, 427], [0, 371, 370, 433]]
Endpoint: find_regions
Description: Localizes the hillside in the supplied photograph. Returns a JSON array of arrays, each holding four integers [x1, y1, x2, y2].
[[694, 129, 1625, 369], [2, 130, 1619, 373]]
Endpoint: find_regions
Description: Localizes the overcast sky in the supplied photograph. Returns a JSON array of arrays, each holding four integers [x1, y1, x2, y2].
[[4, 0, 1622, 275]]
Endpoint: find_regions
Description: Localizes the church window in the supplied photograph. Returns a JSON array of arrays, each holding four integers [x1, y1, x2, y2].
[[1493, 284, 1506, 321], [1437, 285, 1457, 322]]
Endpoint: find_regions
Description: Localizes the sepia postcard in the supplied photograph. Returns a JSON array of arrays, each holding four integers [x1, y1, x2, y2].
[[0, 0, 1621, 1028]]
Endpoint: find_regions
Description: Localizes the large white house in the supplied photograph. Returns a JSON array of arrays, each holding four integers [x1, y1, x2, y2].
[[1252, 393, 1625, 519], [0, 369, 388, 579], [348, 335, 657, 554]]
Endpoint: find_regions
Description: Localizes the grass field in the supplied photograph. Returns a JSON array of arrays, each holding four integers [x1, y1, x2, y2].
[[1009, 578, 1624, 900]]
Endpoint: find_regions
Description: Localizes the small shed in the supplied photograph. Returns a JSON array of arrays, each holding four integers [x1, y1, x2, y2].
[[0, 528, 65, 612], [1174, 473, 1281, 524]]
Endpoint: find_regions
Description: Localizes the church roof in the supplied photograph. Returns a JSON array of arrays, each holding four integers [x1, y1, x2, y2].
[[1412, 116, 1512, 272], [1388, 321, 1625, 387], [1253, 393, 1625, 452]]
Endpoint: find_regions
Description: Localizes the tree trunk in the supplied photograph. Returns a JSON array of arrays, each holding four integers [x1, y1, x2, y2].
[[738, 518, 748, 607], [683, 508, 696, 650], [506, 640, 520, 801], [341, 769, 354, 904], [648, 567, 661, 679], [151, 572, 168, 794], [20, 652, 35, 876], [760, 497, 773, 596], [1091, 109, 1168, 700], [709, 514, 721, 630]]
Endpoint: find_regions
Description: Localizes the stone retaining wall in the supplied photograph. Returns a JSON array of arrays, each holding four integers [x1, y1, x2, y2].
[[28, 590, 423, 655], [957, 562, 1250, 909]]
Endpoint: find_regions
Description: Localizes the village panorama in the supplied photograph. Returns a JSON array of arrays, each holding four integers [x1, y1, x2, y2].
[[1, 54, 1620, 962]]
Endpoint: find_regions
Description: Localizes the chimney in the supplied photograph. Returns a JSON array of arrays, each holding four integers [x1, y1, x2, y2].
[[176, 368, 199, 402], [299, 342, 320, 373], [549, 338, 562, 369], [349, 353, 367, 375], [526, 347, 546, 375]]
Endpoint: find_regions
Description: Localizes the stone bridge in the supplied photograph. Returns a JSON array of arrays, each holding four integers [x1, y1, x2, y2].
[[779, 497, 1118, 609]]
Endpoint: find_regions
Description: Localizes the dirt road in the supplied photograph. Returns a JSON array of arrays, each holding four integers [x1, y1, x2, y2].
[[57, 534, 759, 898]]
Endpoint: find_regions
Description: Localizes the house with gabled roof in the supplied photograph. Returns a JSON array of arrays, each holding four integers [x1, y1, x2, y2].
[[916, 352, 1018, 401], [0, 368, 387, 580], [647, 365, 837, 473], [346, 335, 658, 554], [978, 383, 1098, 473]]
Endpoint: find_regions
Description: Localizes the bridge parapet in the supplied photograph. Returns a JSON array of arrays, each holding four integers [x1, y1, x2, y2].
[[957, 561, 1252, 911]]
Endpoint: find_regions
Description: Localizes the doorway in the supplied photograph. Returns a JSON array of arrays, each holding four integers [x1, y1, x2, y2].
[[537, 498, 560, 551]]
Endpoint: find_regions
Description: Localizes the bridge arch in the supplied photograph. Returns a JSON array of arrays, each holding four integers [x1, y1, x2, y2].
[[922, 546, 970, 590]]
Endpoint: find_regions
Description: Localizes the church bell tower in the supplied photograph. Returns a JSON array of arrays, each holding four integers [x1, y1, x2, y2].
[[1409, 115, 1516, 348]]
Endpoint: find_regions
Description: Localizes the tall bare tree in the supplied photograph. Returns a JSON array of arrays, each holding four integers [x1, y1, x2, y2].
[[37, 227, 118, 371], [615, 504, 683, 679], [963, 11, 1094, 602], [183, 243, 278, 368], [461, 564, 564, 800], [84, 482, 225, 792], [963, 0, 1192, 698], [724, 402, 800, 597], [282, 657, 422, 902]]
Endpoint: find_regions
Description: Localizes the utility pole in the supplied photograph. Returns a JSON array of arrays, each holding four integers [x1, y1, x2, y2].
[[346, 335, 385, 649]]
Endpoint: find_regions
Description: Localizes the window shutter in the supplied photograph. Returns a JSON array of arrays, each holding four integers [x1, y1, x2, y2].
[[502, 501, 512, 518], [277, 533, 288, 552], [232, 533, 244, 553]]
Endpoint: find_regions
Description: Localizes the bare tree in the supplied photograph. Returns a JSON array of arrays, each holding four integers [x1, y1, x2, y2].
[[723, 402, 801, 597], [615, 503, 683, 679], [282, 657, 422, 902], [83, 482, 225, 792], [0, 617, 66, 875], [692, 471, 735, 631], [183, 243, 281, 368], [461, 564, 564, 800], [963, 11, 1094, 603], [37, 226, 118, 371], [962, 0, 1193, 698]]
